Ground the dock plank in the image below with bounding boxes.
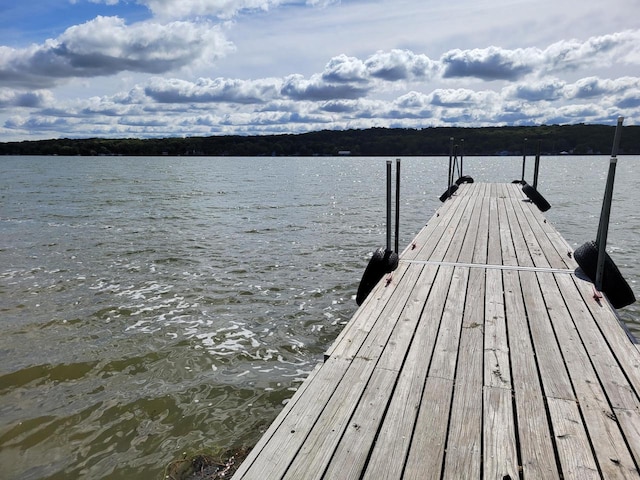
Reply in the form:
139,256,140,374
483,386,519,479
503,269,559,478
441,267,484,479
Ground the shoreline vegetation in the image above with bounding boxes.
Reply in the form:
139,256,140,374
2,124,639,157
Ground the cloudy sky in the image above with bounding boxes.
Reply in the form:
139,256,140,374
1,0,639,141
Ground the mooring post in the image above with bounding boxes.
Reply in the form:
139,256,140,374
533,140,541,190
521,138,528,183
395,158,401,254
460,139,464,177
448,137,454,187
386,160,393,252
595,116,624,291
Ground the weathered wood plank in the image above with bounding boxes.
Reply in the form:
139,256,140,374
547,397,600,479
615,407,640,469
484,268,510,389
323,260,411,359
406,194,472,263
502,269,559,479
472,196,490,264
428,267,469,380
282,357,378,480
571,274,640,398
511,195,569,270
442,267,485,479
456,190,485,264
403,377,454,480
502,191,535,267
483,386,519,479
318,367,397,480
487,196,502,265
328,262,423,361
554,273,639,411
514,193,575,270
497,193,519,267
432,194,477,263
518,270,574,400
234,355,352,479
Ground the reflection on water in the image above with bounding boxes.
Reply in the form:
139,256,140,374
0,155,638,479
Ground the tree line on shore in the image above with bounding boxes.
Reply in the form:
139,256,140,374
1,124,638,157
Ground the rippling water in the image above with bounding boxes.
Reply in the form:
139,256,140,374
1,155,638,479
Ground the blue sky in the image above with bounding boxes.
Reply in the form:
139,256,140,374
1,0,639,141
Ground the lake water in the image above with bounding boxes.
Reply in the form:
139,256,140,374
1,155,638,479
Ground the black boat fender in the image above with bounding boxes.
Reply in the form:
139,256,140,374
356,248,399,306
522,182,551,212
455,175,474,185
439,184,459,202
573,241,636,309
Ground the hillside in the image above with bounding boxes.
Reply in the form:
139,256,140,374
1,124,638,156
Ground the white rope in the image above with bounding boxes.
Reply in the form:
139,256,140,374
399,259,575,274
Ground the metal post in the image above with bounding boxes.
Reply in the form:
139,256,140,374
460,139,464,177
395,158,401,253
386,160,392,252
533,140,541,190
521,138,528,183
595,116,624,291
453,145,460,180
448,137,454,188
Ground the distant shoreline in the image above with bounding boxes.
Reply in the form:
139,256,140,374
2,124,639,156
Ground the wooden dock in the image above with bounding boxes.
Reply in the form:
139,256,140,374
232,183,640,479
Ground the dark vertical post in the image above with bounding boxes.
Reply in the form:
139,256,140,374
595,117,624,291
386,160,392,253
395,158,401,253
520,138,528,183
448,137,454,188
460,139,465,177
533,140,541,190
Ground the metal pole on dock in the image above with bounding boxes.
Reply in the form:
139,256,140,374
448,137,455,187
386,160,393,253
533,140,541,190
460,139,464,177
595,116,624,291
520,138,528,183
395,158,401,253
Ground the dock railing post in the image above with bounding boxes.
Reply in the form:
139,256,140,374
460,139,464,177
595,116,624,291
521,138,528,183
395,158,401,254
533,140,541,190
448,137,454,187
386,160,392,253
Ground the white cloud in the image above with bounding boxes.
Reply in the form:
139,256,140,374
543,30,640,74
506,78,566,102
0,16,233,88
280,74,371,101
0,88,53,108
566,77,615,99
144,76,280,103
365,50,438,81
322,55,369,83
137,0,339,19
441,46,538,81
